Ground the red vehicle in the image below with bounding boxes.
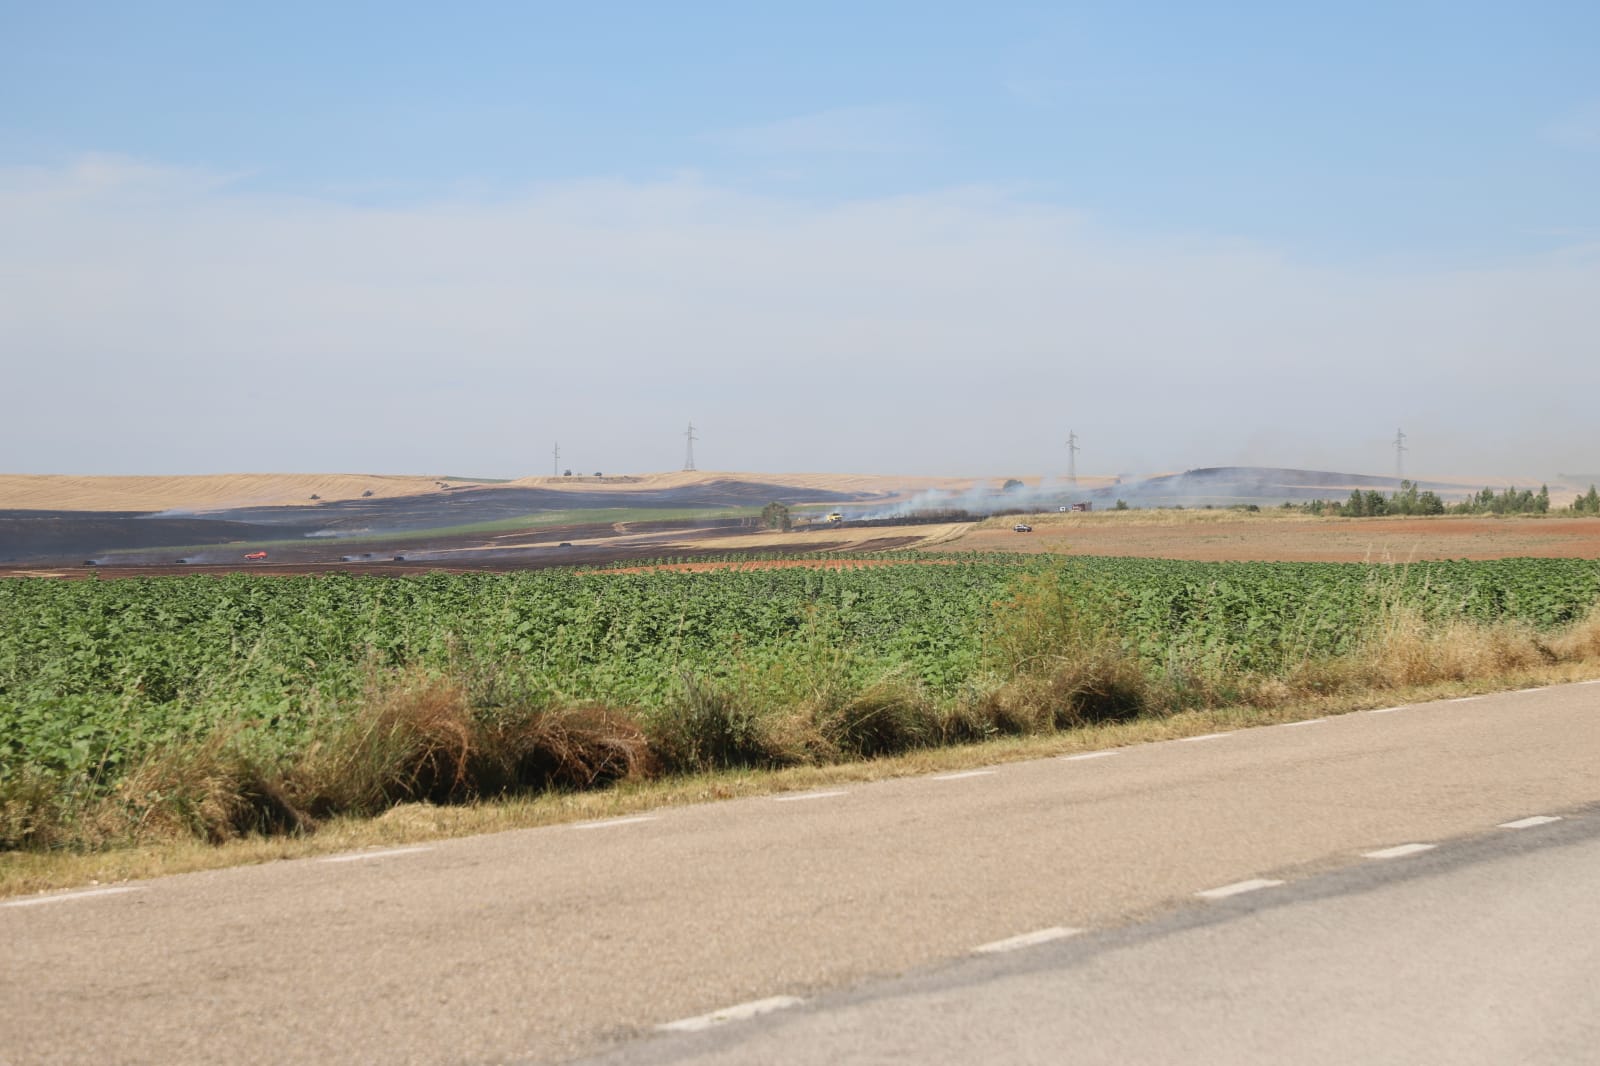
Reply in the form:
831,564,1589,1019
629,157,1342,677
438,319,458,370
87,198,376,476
244,551,268,561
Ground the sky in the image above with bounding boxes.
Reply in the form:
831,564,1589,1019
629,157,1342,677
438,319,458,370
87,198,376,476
3,2,1598,481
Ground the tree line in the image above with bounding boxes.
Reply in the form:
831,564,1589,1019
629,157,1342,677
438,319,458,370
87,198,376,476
1297,481,1600,517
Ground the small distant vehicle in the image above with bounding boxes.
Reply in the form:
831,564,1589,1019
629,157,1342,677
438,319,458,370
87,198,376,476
244,551,268,561
1013,523,1033,533
82,560,99,567
824,512,845,524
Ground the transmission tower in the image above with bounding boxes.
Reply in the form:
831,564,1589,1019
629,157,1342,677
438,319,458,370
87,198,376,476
1066,430,1080,485
683,422,698,472
1393,428,1407,485
552,441,560,478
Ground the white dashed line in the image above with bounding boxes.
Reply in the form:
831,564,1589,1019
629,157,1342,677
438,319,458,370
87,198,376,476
320,846,433,864
1499,815,1562,829
931,770,997,781
973,927,1083,954
771,791,848,803
573,816,659,830
2,886,142,908
658,996,804,1032
1061,751,1120,761
1196,879,1284,901
1179,733,1232,743
1363,843,1436,860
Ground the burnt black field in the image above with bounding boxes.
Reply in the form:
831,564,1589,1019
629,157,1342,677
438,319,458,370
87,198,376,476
0,467,1478,567
0,512,321,563
0,478,887,565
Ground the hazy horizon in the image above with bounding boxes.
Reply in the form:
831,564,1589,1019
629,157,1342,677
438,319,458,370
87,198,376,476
4,4,1596,481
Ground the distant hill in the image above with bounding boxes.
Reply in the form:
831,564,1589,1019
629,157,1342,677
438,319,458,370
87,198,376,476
1098,466,1473,507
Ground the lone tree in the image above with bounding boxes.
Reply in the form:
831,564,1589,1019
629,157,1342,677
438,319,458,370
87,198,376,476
761,501,792,532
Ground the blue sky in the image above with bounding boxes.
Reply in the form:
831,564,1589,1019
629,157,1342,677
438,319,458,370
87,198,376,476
3,2,1598,479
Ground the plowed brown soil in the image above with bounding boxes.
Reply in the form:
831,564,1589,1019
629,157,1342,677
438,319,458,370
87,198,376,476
956,514,1600,562
598,558,968,575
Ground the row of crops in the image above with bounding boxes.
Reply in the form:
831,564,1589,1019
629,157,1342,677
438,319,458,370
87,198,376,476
4,553,1600,787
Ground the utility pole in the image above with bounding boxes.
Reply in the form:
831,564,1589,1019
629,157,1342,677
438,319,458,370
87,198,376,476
1066,430,1080,485
683,422,698,472
552,442,560,478
1394,428,1407,485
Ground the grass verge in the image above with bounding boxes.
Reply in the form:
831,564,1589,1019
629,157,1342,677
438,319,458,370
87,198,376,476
4,661,1597,899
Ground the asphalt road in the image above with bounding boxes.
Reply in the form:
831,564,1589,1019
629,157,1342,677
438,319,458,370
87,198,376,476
3,681,1598,1065
591,808,1600,1066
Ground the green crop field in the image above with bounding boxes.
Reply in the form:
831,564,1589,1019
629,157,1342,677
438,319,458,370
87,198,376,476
3,552,1599,848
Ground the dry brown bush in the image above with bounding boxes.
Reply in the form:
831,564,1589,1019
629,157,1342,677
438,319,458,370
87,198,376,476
480,704,654,793
0,769,72,850
292,675,476,816
811,675,940,758
1548,605,1600,661
94,734,307,845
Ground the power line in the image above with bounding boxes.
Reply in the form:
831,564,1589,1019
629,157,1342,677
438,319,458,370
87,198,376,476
1066,430,1079,485
552,441,560,478
1394,428,1407,484
683,422,698,472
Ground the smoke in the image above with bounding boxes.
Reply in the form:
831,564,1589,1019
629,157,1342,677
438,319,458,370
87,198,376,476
849,478,1094,520
846,467,1493,519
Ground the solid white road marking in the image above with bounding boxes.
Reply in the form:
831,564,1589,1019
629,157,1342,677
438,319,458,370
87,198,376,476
1363,843,1437,860
1367,706,1407,714
1280,718,1325,727
1446,697,1480,703
1061,751,1120,761
320,846,433,864
973,927,1083,954
3,886,142,908
1499,815,1562,829
573,816,658,830
1179,733,1232,743
931,770,997,781
658,996,805,1033
1196,879,1284,900
771,791,848,803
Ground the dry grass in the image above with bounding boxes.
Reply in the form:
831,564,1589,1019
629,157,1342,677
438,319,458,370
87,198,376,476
1286,605,1557,694
0,473,455,511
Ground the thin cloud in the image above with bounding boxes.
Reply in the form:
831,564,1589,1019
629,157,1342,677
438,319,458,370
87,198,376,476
1003,75,1066,106
706,104,931,156
2,156,1597,479
1542,101,1600,150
